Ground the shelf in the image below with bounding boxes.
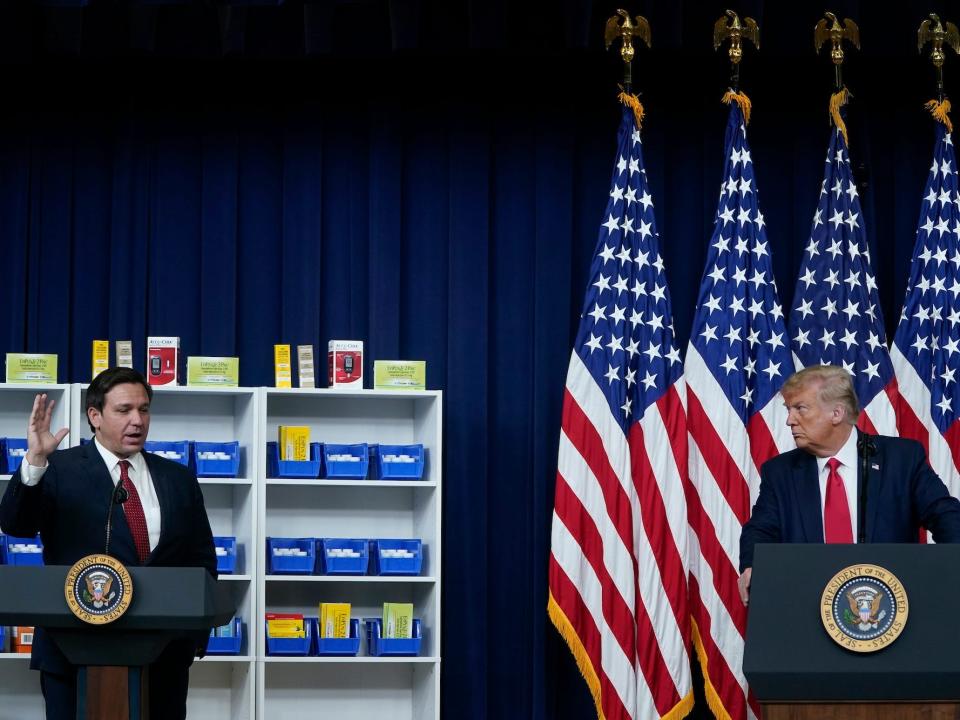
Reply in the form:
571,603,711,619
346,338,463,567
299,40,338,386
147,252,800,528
218,574,252,582
0,653,30,660
264,389,441,400
266,479,435,488
200,477,252,486
198,655,254,663
265,575,436,583
262,656,439,664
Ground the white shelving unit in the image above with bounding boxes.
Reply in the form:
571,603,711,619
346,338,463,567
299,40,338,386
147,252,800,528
258,389,442,720
0,383,442,720
70,384,259,720
0,384,71,718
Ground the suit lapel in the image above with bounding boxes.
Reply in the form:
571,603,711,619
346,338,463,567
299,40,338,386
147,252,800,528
793,451,824,542
860,432,884,543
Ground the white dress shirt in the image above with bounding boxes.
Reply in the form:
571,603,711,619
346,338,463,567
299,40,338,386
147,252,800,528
21,439,162,551
815,428,860,542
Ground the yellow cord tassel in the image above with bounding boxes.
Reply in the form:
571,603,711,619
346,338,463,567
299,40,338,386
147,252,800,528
618,89,645,130
721,90,752,126
829,87,850,146
925,99,954,134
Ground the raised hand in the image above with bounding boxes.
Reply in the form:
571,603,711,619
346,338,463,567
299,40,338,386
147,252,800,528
25,393,69,467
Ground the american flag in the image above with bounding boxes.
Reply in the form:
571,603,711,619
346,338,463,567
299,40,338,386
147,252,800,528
548,102,693,720
684,97,795,720
788,125,899,434
891,118,960,506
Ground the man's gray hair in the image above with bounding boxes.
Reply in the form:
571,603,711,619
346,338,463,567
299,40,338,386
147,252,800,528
782,365,860,426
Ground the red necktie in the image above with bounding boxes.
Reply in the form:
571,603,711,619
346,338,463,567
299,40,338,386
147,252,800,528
824,457,853,543
119,460,151,563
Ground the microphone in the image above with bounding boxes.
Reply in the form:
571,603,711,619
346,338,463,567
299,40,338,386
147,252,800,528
104,480,129,556
856,433,876,544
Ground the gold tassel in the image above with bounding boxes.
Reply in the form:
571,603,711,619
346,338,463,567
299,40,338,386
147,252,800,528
691,618,735,720
829,88,850,146
618,89,646,130
721,90,752,126
925,99,954,135
547,593,606,720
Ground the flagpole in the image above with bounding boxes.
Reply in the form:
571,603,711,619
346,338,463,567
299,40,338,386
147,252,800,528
712,11,758,95
918,14,959,105
815,12,860,146
604,10,650,97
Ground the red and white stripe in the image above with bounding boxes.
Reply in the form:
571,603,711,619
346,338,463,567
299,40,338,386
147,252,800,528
684,345,795,720
550,352,693,719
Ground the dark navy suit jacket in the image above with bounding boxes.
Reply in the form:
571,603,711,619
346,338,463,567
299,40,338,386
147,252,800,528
740,433,960,572
0,442,217,675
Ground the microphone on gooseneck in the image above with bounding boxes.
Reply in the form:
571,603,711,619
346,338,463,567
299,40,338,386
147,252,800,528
104,480,129,556
856,433,877,544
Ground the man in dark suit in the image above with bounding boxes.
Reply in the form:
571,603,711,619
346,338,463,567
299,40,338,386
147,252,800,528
0,367,217,720
738,364,960,605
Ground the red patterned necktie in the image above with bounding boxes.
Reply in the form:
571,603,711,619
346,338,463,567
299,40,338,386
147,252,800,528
824,457,853,543
118,460,151,563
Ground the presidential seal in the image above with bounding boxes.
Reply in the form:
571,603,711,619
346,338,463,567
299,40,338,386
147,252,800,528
64,554,133,625
820,564,908,653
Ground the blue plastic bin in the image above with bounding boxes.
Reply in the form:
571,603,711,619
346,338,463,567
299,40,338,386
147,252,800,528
265,617,315,656
194,441,241,478
317,538,369,575
266,442,322,479
266,537,316,574
364,618,422,656
206,618,244,655
374,444,425,480
0,625,4,653
214,536,238,574
0,535,6,565
2,438,28,474
144,440,190,466
370,539,423,576
6,535,43,566
323,443,369,479
316,618,361,656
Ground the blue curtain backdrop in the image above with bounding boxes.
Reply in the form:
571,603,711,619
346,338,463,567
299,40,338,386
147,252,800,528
0,1,956,717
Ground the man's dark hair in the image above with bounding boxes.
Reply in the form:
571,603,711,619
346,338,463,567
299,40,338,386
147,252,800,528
86,367,153,434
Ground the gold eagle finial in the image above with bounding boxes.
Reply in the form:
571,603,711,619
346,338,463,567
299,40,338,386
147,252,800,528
713,10,759,64
815,11,860,66
918,14,960,69
605,9,651,66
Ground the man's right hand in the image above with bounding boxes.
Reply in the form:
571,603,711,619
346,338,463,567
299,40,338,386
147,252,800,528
738,567,752,606
25,393,69,467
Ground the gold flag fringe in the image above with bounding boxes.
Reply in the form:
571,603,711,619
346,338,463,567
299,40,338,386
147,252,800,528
691,618,735,720
547,592,606,720
829,88,850,146
925,99,954,135
721,90,752,126
618,89,646,130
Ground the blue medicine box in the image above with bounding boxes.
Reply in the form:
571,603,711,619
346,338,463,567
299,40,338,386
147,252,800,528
145,440,191,466
266,617,315,656
316,618,361,656
322,443,369,479
266,442,322,479
2,438,28,474
206,618,244,655
317,538,369,575
266,537,316,574
373,444,425,480
364,618,422,657
370,539,423,576
6,535,44,566
194,441,241,478
214,536,238,574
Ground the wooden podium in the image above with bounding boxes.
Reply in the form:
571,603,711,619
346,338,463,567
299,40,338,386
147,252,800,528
744,544,960,719
0,565,233,720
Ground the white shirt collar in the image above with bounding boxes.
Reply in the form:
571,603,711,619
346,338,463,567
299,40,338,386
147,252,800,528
815,427,859,474
93,438,146,476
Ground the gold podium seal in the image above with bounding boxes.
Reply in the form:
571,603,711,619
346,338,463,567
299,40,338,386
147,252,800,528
820,564,908,653
64,554,133,625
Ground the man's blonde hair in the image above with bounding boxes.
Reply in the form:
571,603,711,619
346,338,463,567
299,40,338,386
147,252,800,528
782,365,860,426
